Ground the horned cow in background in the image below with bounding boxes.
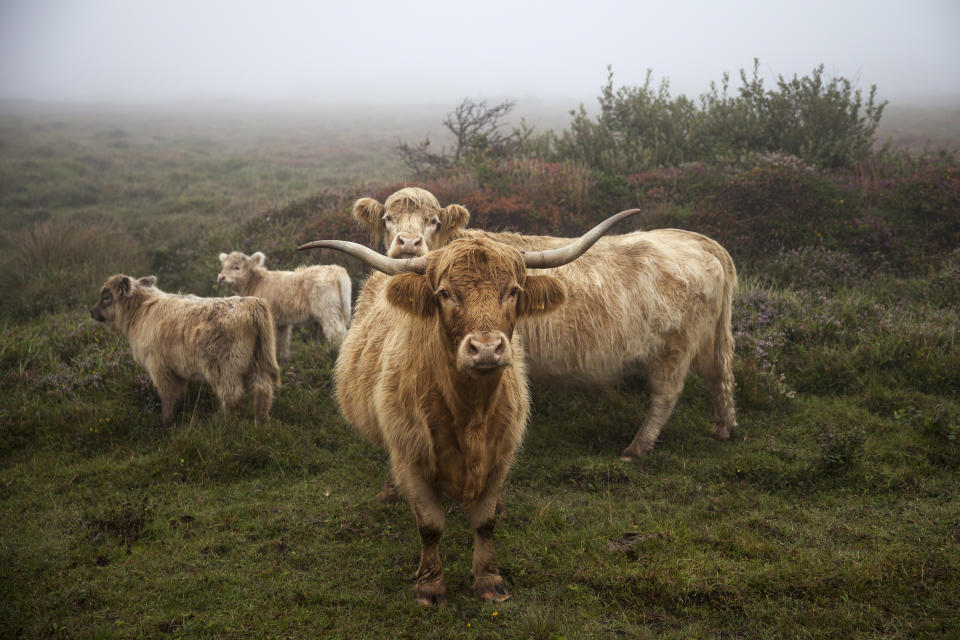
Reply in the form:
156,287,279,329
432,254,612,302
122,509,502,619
299,208,640,605
217,251,351,359
90,275,281,424
352,187,737,460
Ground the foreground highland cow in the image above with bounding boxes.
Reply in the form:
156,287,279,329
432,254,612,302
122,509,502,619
351,187,737,460
217,251,351,358
299,208,640,605
90,275,281,424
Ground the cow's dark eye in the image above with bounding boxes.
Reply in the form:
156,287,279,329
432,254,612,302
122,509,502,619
383,214,393,223
433,217,442,229
437,289,450,300
101,291,112,302
508,287,520,299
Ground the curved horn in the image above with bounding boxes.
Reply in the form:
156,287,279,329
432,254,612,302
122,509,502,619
297,239,428,275
520,208,642,268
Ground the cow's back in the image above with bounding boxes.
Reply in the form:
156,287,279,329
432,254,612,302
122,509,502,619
128,294,263,381
465,229,731,385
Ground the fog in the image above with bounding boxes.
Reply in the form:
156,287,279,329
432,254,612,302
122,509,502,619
1,0,958,107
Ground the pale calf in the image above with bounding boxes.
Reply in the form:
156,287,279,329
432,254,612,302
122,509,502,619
218,251,351,359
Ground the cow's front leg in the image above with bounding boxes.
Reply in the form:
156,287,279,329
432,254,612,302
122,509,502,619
152,369,186,426
396,465,447,605
467,487,509,602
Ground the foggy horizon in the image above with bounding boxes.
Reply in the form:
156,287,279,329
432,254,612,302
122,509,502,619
2,0,959,108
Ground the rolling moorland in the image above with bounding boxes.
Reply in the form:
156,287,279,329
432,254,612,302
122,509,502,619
0,87,958,638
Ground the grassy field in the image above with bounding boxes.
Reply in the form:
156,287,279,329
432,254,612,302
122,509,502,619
1,102,958,639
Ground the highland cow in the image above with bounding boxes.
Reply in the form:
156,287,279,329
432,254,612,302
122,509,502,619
299,208,639,605
217,251,351,359
90,275,281,424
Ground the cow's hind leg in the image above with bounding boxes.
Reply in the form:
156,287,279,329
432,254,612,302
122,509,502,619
314,304,347,348
214,375,245,421
244,371,275,423
395,463,447,605
620,362,688,461
467,489,509,602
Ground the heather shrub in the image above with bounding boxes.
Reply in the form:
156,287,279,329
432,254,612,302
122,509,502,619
0,217,150,319
731,281,797,409
693,162,851,257
872,164,960,263
756,246,865,290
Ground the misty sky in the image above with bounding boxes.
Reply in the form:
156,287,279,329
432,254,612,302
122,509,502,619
1,0,958,105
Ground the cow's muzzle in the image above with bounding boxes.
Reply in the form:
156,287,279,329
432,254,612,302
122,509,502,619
388,233,427,258
458,332,510,372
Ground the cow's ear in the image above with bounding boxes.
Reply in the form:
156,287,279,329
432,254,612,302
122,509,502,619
386,273,437,317
138,275,157,288
251,252,266,267
353,198,386,248
517,275,566,316
117,276,132,297
440,204,470,231
218,252,228,262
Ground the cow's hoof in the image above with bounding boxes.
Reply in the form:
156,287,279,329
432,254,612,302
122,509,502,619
709,423,733,440
414,581,446,606
475,575,510,602
619,444,653,461
415,593,447,606
375,486,401,503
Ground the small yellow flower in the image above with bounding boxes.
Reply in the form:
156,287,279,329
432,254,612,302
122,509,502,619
492,611,498,617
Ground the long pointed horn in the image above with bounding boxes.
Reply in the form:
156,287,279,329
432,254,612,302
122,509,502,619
521,208,642,269
297,240,428,275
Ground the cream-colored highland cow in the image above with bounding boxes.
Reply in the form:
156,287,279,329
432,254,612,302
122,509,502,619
217,251,351,359
351,187,738,460
90,274,281,425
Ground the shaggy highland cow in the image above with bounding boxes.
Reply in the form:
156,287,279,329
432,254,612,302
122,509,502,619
299,208,639,605
90,274,281,424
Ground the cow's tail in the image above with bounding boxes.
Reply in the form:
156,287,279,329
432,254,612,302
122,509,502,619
252,300,282,386
713,244,738,431
337,268,353,328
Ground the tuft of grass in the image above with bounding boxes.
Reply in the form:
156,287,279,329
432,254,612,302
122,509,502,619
0,218,150,319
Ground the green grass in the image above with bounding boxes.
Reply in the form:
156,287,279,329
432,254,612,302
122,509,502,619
1,105,959,639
